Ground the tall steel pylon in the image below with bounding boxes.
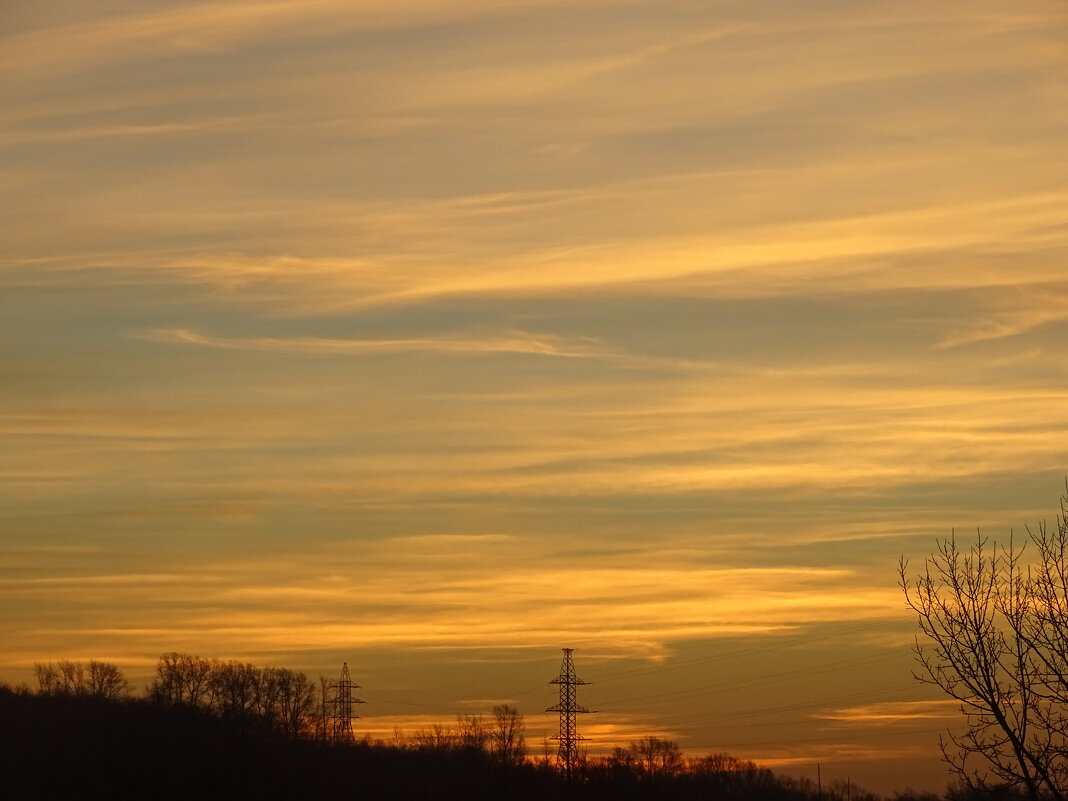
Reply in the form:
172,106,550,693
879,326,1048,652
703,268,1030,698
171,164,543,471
329,662,365,743
546,648,593,779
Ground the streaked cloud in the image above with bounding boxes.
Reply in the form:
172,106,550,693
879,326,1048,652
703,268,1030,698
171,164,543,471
144,327,611,359
1,555,900,667
816,700,959,724
2,0,628,78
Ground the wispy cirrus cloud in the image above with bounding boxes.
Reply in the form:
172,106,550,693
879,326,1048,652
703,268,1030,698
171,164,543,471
932,286,1068,349
8,190,1065,314
142,327,611,359
1,0,628,78
816,700,959,724
1,543,904,673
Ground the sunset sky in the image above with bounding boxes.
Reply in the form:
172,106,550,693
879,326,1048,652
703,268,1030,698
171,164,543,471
3,0,1068,791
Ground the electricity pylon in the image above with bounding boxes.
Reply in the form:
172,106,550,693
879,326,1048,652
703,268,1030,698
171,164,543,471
329,661,365,743
546,648,593,780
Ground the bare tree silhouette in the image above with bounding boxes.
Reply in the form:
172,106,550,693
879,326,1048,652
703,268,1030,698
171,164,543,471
34,659,129,699
490,704,526,765
900,483,1068,800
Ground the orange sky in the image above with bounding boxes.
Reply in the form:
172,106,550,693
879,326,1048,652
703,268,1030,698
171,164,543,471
3,0,1068,792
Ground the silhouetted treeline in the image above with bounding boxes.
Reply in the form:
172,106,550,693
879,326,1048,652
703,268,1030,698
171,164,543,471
34,658,130,698
0,655,1027,801
0,680,886,801
147,652,321,738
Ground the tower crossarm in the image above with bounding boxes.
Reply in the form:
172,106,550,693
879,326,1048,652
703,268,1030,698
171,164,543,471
546,702,593,714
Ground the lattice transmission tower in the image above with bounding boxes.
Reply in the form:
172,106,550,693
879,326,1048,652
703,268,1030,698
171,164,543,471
546,647,593,779
328,661,365,743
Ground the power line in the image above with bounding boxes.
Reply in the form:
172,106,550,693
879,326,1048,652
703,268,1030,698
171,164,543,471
668,683,920,733
358,679,549,715
691,724,947,750
595,650,904,710
357,690,457,713
595,618,904,683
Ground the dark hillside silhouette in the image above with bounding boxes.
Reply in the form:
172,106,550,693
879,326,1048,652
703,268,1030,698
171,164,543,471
2,680,872,801
0,683,550,801
3,653,1032,801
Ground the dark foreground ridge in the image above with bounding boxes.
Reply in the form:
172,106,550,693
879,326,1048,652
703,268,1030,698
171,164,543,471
1,683,886,801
